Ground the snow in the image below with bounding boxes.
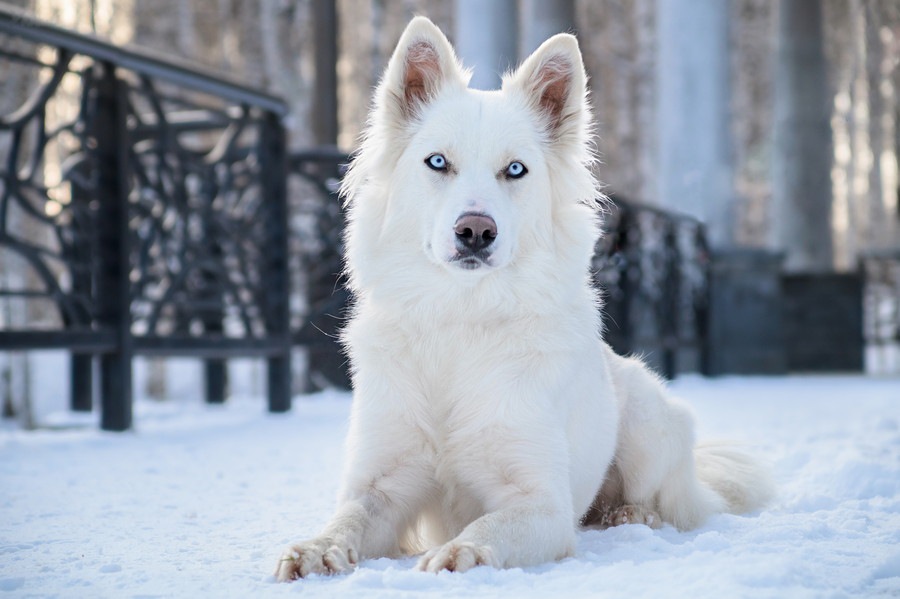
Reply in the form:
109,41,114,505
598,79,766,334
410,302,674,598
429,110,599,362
2,374,899,598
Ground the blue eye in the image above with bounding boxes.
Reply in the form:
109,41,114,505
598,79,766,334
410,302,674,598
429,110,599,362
506,161,527,179
426,153,448,171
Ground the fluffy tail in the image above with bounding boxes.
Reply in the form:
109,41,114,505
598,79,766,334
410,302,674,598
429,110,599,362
604,346,775,531
693,442,775,515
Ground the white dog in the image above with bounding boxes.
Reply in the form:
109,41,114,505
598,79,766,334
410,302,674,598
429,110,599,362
276,16,772,581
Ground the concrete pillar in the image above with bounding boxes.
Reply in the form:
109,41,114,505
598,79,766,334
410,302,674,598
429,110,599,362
656,0,734,247
454,0,518,90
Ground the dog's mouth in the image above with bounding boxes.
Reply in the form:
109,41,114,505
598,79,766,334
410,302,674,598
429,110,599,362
449,251,492,270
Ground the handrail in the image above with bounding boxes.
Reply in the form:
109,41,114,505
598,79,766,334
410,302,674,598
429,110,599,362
0,3,287,115
0,7,293,429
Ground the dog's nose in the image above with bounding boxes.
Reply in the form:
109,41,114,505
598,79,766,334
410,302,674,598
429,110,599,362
454,213,497,253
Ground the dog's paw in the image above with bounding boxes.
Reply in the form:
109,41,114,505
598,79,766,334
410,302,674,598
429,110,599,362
608,505,662,529
416,541,499,574
274,539,358,582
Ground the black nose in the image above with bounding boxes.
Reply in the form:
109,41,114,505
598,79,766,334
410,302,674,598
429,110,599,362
454,213,497,253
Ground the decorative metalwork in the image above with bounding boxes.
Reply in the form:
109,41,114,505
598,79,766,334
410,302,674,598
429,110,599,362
593,198,710,378
288,149,347,329
0,7,290,430
0,6,719,435
861,250,900,374
0,44,97,333
125,77,273,340
287,148,351,390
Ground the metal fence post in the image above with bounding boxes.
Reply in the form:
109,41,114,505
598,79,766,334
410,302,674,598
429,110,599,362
660,222,679,379
69,150,95,412
92,61,133,431
695,227,712,376
260,110,291,412
199,176,227,404
70,355,93,411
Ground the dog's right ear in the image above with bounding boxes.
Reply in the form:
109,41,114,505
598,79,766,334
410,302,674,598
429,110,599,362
379,17,467,121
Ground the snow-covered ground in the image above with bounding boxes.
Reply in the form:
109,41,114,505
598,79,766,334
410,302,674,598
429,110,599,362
2,374,899,598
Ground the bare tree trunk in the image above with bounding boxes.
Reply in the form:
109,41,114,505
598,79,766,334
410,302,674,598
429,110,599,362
823,0,857,270
260,0,315,149
772,0,834,272
864,0,894,249
846,0,864,268
576,1,657,204
731,0,775,248
633,0,656,205
894,19,900,228
176,0,196,57
312,0,339,146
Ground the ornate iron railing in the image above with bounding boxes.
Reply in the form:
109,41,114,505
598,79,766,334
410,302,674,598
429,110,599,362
287,164,712,384
0,6,290,430
861,250,900,374
287,148,352,390
0,6,716,431
594,198,710,378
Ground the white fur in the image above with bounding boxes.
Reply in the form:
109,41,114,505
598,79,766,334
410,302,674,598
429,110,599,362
275,17,773,581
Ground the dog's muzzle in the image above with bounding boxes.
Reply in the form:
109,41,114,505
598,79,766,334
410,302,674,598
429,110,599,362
452,212,497,269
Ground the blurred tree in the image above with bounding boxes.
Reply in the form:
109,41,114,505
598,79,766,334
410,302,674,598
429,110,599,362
577,0,657,205
824,0,899,269
772,0,834,272
731,0,774,248
312,0,338,146
336,0,453,148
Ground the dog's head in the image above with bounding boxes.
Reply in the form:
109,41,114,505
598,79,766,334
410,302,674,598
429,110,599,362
342,17,599,293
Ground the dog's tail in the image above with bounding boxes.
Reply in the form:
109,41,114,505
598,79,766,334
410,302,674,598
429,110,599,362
693,442,775,516
604,345,774,530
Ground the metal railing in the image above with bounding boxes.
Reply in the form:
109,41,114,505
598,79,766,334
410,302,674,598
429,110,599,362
861,250,900,374
1,6,290,430
594,197,710,378
289,173,713,384
0,5,715,431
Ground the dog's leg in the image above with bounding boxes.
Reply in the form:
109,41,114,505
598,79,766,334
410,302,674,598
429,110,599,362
416,422,577,573
275,386,434,581
275,457,432,581
416,501,576,573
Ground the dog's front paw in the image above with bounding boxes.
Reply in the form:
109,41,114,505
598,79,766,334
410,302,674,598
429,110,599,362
274,538,359,582
416,541,499,574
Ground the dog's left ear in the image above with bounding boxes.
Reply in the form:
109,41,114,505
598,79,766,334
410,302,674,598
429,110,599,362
504,34,588,143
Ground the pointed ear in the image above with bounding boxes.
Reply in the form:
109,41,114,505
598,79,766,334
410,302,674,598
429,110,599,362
504,34,588,142
379,16,467,120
